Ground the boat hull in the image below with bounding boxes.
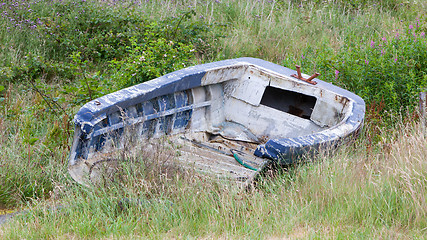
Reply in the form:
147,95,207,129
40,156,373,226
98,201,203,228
69,58,365,185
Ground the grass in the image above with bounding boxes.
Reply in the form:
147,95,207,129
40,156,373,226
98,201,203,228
1,0,427,238
0,83,69,208
136,0,425,62
1,118,426,238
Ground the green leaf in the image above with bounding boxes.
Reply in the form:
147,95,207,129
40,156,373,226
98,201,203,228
0,85,4,93
28,137,39,146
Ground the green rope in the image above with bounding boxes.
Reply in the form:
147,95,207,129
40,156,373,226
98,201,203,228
231,150,258,171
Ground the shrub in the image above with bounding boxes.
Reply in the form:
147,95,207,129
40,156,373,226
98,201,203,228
109,37,196,89
335,26,427,113
284,20,427,120
1,1,216,62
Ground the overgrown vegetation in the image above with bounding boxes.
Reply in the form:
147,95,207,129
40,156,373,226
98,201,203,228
1,0,427,238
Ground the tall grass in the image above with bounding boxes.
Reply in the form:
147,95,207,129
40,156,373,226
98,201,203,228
133,0,425,62
0,83,70,208
1,0,427,238
1,118,426,238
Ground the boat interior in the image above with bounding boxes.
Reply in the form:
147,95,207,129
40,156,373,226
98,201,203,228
72,64,353,185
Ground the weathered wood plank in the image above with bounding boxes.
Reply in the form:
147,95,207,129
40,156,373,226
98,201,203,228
173,135,268,184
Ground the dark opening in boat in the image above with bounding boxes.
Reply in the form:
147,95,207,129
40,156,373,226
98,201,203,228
260,86,317,119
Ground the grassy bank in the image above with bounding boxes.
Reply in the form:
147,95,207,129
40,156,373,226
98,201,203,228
1,0,427,238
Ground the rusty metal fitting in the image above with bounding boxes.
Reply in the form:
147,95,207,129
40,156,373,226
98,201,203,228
291,65,319,85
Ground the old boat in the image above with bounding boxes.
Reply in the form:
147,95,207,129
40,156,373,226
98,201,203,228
69,58,365,185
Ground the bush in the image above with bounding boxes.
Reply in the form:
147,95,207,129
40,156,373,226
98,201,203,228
3,0,216,61
109,37,196,89
284,21,427,119
1,0,218,108
336,25,427,112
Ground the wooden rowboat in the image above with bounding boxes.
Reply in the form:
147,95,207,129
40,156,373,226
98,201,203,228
69,58,365,185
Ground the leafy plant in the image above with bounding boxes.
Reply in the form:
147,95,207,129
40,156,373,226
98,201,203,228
109,37,196,89
61,52,110,104
283,21,427,122
336,28,427,110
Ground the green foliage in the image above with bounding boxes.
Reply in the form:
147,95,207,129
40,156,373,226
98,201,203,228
110,37,195,89
338,32,427,110
2,1,215,62
159,10,223,61
40,0,152,62
60,37,196,104
1,53,74,84
61,52,110,104
284,22,427,119
1,0,218,112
